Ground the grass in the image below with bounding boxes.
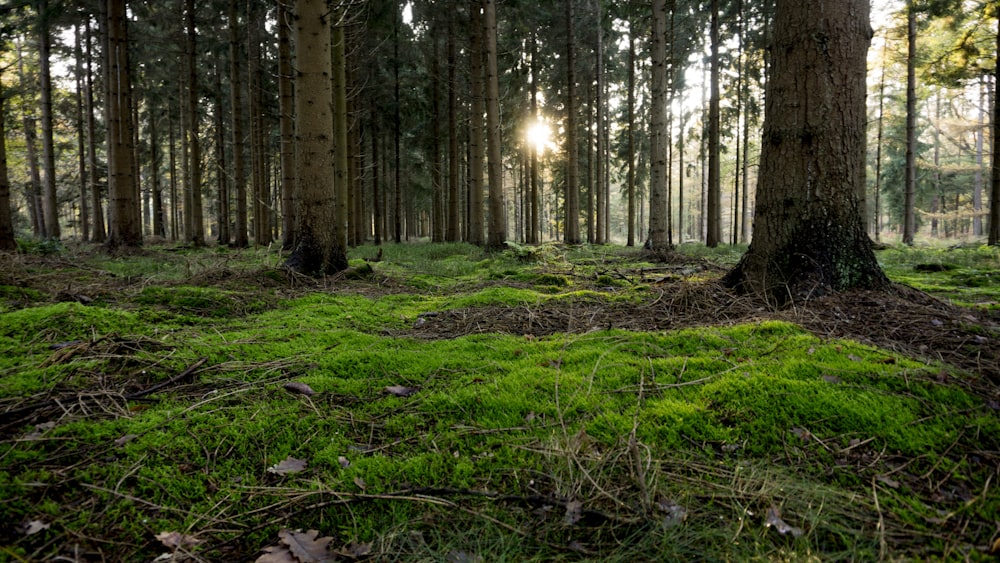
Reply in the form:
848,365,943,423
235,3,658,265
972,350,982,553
0,241,997,561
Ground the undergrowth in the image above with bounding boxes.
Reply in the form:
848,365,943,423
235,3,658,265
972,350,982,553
0,242,997,561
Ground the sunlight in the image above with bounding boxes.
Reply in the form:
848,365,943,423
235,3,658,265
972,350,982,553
525,119,553,154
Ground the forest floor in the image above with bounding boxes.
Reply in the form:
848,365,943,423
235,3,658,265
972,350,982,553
0,240,998,562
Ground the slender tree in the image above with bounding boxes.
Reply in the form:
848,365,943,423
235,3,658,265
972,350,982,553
278,0,296,249
286,0,347,274
0,75,14,251
484,0,505,249
184,0,204,246
989,13,1000,246
705,0,721,247
647,0,670,251
563,0,580,244
723,0,888,300
467,3,485,245
229,0,249,247
902,1,917,245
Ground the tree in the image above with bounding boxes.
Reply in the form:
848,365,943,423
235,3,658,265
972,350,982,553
705,0,721,247
902,0,917,245
0,75,14,251
36,0,59,239
989,7,1000,246
563,0,580,244
646,0,670,251
723,0,888,300
104,0,142,249
285,0,347,275
484,0,505,249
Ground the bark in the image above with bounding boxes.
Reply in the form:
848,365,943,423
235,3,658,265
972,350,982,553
214,65,229,244
333,23,349,251
528,33,539,245
626,27,636,247
902,2,917,245
18,42,43,238
0,78,14,251
990,20,1000,246
723,0,888,301
430,20,444,243
563,0,580,244
594,0,605,245
278,0,296,249
286,0,347,275
104,0,142,249
484,0,505,249
150,104,165,238
371,103,382,245
647,0,670,250
446,10,460,242
185,0,204,246
74,23,90,242
705,0,721,248
249,4,270,245
38,0,60,239
85,18,105,242
467,4,485,245
229,0,249,247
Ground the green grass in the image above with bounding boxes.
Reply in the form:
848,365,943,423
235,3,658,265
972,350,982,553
0,242,997,561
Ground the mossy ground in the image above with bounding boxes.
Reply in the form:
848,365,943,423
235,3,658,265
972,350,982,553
0,241,997,561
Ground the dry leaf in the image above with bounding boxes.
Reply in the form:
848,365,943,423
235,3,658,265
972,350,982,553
279,529,335,563
446,550,483,563
267,456,307,475
563,500,583,525
353,476,367,490
656,498,688,528
114,434,139,447
342,541,372,558
338,456,351,468
23,421,57,441
21,520,50,536
385,385,418,397
876,474,900,489
155,530,203,550
255,545,297,563
764,506,803,537
283,381,316,396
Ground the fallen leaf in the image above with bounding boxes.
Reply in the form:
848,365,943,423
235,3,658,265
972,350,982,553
267,456,307,475
23,421,57,440
21,520,50,536
278,529,335,563
353,476,367,490
764,506,803,537
338,455,350,468
114,434,139,447
283,381,316,396
847,354,863,362
989,536,1000,555
446,550,483,563
790,427,811,443
255,545,297,563
385,385,418,397
822,375,842,384
563,500,583,526
155,530,203,550
876,474,900,489
343,541,372,558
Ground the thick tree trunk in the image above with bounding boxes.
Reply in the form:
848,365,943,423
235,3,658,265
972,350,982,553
105,0,142,249
723,0,887,301
278,0,296,249
484,0,505,249
286,0,347,275
38,0,60,239
647,0,670,251
706,0,721,247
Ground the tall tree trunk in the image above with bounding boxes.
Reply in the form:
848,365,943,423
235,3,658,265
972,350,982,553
286,0,347,275
38,0,60,239
467,4,485,245
595,0,605,245
902,1,917,245
371,103,382,245
333,23,349,252
214,64,229,244
973,77,985,237
18,42,43,238
430,21,444,243
85,18,106,243
74,22,90,242
563,0,580,244
229,0,249,247
150,103,165,238
705,0,721,247
626,27,636,247
0,76,15,251
528,32,540,245
249,4,270,245
723,0,887,300
989,20,1000,246
647,0,670,251
873,42,887,241
484,0,505,249
168,103,179,240
278,0,296,249
393,16,402,244
185,0,204,245
105,0,142,249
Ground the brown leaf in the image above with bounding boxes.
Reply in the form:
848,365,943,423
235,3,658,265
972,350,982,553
764,506,803,537
343,541,372,558
255,545,297,563
278,529,335,563
385,385,418,397
267,456,307,475
155,530,203,550
446,550,483,563
876,474,900,489
338,456,351,468
114,433,139,447
656,498,687,528
283,381,316,396
353,476,367,490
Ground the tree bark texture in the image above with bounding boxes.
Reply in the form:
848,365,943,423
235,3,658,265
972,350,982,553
278,0,297,249
185,0,204,245
0,79,15,251
989,18,1000,246
38,0,60,239
722,0,888,301
467,4,485,245
902,2,917,245
105,0,142,249
563,0,580,244
286,0,347,275
229,0,249,247
647,0,670,251
706,0,721,248
484,0,505,249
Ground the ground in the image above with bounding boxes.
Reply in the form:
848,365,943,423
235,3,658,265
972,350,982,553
0,241,997,561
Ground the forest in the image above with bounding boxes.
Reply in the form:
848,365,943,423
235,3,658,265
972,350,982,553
1,0,999,561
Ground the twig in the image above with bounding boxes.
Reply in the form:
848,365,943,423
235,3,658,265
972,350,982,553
872,478,887,561
126,357,208,399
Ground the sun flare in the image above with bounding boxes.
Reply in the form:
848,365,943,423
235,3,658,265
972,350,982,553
525,120,552,154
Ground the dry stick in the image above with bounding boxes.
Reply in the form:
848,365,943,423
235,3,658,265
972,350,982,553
126,357,208,399
872,478,887,561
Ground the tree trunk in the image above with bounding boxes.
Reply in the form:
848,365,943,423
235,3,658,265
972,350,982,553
74,23,90,242
249,4,270,246
214,64,229,244
333,23,350,252
723,0,887,301
105,0,142,249
595,0,605,245
371,103,382,245
85,18,106,243
150,103,165,238
278,0,296,249
647,0,670,251
286,0,347,275
563,0,580,244
626,26,636,247
185,0,204,246
484,0,505,249
467,4,485,245
902,1,917,245
0,76,15,251
528,32,540,245
989,20,1000,246
38,0,60,239
229,0,249,247
706,0,721,248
